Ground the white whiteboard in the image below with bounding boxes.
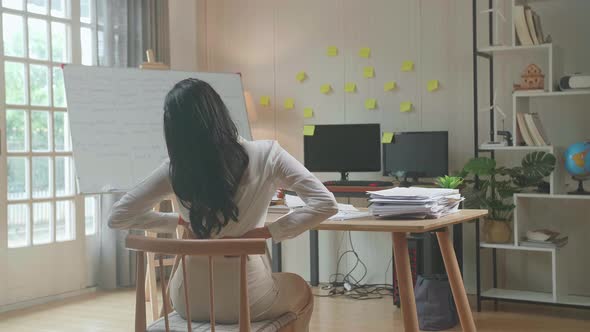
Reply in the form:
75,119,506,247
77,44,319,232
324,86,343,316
63,65,252,194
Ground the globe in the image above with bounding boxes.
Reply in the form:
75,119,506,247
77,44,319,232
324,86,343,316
564,141,590,195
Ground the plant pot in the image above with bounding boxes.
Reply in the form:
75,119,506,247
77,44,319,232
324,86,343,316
483,219,512,244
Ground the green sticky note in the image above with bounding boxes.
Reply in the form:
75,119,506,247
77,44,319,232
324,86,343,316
303,107,314,118
284,98,294,110
363,66,375,78
327,46,338,57
320,84,332,94
303,125,315,136
427,79,439,92
260,96,270,106
359,47,371,58
384,81,397,91
296,71,307,82
382,132,395,144
345,82,357,93
401,61,414,72
400,101,413,112
365,98,377,110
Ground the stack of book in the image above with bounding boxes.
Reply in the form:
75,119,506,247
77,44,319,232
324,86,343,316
367,187,464,219
516,112,550,146
514,5,548,46
520,229,568,248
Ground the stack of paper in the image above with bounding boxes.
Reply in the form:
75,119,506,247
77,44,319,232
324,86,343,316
367,187,464,219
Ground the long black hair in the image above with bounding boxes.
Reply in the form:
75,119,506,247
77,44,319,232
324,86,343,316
163,78,249,238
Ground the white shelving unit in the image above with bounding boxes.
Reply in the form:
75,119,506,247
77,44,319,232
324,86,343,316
474,0,590,309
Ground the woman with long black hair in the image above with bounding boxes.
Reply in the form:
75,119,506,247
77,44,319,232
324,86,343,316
108,78,338,331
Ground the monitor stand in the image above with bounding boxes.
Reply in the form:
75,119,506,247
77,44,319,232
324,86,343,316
339,171,349,181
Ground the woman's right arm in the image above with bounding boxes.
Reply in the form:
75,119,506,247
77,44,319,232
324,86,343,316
267,143,338,243
107,161,179,233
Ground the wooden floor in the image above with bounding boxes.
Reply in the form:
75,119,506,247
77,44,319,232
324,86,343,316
0,288,589,331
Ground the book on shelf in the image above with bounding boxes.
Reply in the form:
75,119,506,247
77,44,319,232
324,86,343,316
525,8,539,45
514,5,534,45
532,12,545,44
524,113,550,146
521,229,568,248
514,5,547,46
516,112,550,146
516,113,535,146
520,237,568,248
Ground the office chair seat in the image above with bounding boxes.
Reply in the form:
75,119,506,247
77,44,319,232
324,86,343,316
147,311,297,332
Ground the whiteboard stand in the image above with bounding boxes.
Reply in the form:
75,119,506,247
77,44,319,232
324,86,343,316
138,52,177,322
144,200,187,323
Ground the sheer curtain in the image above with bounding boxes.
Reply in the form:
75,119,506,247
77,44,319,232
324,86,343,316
91,0,170,289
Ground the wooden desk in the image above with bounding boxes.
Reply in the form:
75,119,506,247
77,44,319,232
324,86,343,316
268,209,487,332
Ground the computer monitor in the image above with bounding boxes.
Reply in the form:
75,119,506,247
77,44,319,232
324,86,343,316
304,124,381,181
382,131,448,185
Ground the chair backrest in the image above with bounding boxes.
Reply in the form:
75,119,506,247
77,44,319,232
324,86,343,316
126,235,267,332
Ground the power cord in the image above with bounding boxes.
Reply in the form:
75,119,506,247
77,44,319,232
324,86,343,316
317,232,394,300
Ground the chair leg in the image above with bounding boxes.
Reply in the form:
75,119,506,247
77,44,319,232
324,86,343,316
136,252,147,332
158,256,171,332
182,255,193,331
239,255,251,332
208,256,216,332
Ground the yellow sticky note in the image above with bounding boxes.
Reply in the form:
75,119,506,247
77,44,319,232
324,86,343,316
401,61,414,72
327,46,338,57
427,79,439,92
365,98,377,110
296,71,307,82
345,82,356,93
400,101,413,112
260,96,270,107
284,98,295,110
359,47,371,58
363,66,375,78
303,125,315,136
382,132,395,144
303,108,314,118
384,81,397,91
320,84,332,94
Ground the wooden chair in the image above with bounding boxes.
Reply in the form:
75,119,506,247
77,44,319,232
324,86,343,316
126,235,297,332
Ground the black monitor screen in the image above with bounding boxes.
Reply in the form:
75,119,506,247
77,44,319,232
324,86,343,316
304,124,381,172
383,131,448,178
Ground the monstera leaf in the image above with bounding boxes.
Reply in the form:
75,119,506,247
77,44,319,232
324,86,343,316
521,151,556,178
463,157,496,176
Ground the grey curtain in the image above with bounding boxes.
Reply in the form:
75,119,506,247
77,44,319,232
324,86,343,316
128,0,170,67
93,0,170,289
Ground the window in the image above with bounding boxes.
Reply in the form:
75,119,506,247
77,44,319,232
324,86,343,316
84,195,98,235
2,0,98,248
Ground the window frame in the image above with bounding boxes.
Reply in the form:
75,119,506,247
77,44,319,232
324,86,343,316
1,0,99,249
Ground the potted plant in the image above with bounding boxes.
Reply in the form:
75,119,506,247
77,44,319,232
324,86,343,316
436,175,464,189
459,151,556,243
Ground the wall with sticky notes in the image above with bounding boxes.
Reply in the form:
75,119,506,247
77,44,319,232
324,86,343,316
191,0,476,290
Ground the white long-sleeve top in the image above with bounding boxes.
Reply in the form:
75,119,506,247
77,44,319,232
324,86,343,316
108,140,338,242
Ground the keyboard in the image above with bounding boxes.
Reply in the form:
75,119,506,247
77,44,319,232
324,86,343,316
323,180,394,187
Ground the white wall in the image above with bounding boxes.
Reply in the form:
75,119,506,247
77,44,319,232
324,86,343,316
169,0,480,290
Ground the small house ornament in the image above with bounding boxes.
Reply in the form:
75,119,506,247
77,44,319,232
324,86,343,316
514,64,545,91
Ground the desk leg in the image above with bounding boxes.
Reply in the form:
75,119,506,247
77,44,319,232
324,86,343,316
437,227,477,332
271,242,282,273
392,232,419,332
453,223,463,273
310,230,319,286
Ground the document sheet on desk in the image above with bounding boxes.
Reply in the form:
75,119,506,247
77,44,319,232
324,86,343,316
278,195,371,220
367,187,464,219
